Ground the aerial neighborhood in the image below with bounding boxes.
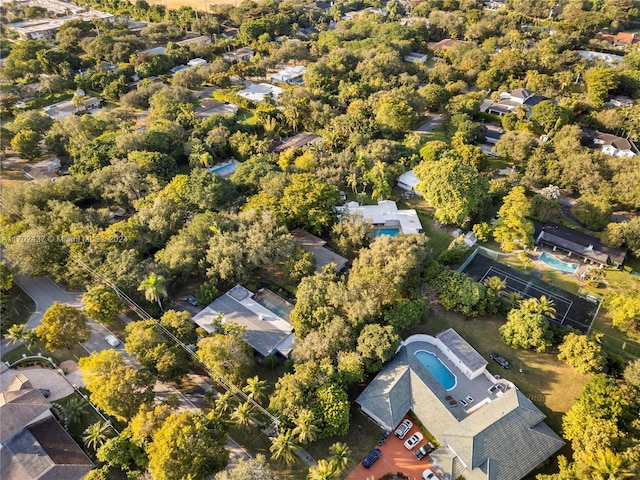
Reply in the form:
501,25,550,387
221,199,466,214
2,0,640,479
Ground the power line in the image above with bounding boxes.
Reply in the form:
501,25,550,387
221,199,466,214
0,199,280,432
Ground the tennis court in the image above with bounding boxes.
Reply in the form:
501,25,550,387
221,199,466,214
461,250,599,333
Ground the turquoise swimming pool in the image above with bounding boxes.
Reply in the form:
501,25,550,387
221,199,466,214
374,227,401,238
540,252,578,273
415,350,456,390
208,162,238,178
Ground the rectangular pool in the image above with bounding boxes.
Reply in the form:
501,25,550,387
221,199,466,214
208,162,238,178
374,227,401,238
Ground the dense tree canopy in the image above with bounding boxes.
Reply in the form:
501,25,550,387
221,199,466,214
36,302,89,351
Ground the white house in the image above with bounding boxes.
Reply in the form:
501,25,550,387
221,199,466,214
270,65,307,85
577,50,623,66
482,88,544,116
397,170,422,196
338,200,423,234
404,52,428,64
237,82,284,102
585,129,639,158
187,58,208,67
223,47,255,62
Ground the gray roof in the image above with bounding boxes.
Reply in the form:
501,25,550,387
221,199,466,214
1,417,92,480
356,337,564,480
0,390,50,443
444,390,564,480
194,287,294,357
437,328,488,373
291,229,349,273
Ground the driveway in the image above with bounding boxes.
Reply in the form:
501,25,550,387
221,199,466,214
347,418,440,480
0,366,74,401
414,114,445,134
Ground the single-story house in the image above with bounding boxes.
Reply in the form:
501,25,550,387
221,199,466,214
237,82,284,103
577,50,623,66
599,31,639,49
291,228,349,273
1,376,93,480
356,330,564,480
187,58,208,68
481,88,544,116
484,1,506,10
195,99,239,118
534,223,627,267
223,47,255,63
343,7,388,19
42,97,101,121
404,52,428,64
192,285,295,358
582,128,639,157
22,157,61,181
141,46,166,55
608,95,633,108
176,35,212,47
338,200,424,235
273,132,323,152
270,65,307,85
297,27,319,38
220,26,239,39
484,124,504,144
396,170,422,196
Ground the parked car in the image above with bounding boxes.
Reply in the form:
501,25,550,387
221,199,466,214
104,335,121,348
414,442,436,460
362,448,382,468
488,383,506,395
395,419,413,439
422,468,437,479
402,191,415,200
404,432,424,450
38,389,50,398
339,190,347,202
490,214,501,224
490,352,511,369
186,295,198,306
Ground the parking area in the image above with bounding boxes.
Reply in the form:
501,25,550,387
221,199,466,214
346,418,440,480
0,366,74,401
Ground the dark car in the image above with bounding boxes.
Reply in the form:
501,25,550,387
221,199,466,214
38,389,51,398
414,442,436,460
186,295,198,306
362,448,382,468
490,352,511,369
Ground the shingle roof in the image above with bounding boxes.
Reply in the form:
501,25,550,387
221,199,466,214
443,390,564,480
291,229,349,273
0,389,50,443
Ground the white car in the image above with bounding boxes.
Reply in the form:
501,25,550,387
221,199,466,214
404,432,424,450
422,468,437,479
395,419,413,439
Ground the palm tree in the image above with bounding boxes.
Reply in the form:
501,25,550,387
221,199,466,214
269,429,299,466
328,442,351,472
483,276,507,294
536,295,557,319
292,409,320,444
214,390,237,416
60,396,88,428
243,375,268,404
584,449,636,480
4,324,37,352
230,401,254,430
137,272,167,312
504,291,523,310
83,421,113,451
307,459,339,480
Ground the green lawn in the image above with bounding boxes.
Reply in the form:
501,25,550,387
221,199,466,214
1,340,88,365
418,212,454,257
1,284,35,335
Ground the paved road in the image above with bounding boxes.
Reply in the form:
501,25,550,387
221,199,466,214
15,274,83,329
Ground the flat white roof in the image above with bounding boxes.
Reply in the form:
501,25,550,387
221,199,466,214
270,65,307,82
238,82,284,102
397,169,420,188
338,200,423,234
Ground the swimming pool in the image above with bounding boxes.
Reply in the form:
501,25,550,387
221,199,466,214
415,350,456,390
208,162,238,178
540,252,578,273
374,227,401,238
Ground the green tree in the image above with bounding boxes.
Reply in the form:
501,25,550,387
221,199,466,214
284,247,316,283
623,358,640,388
493,186,534,252
82,284,124,323
529,100,570,134
558,333,605,374
4,324,37,352
36,302,89,351
584,449,637,480
292,408,320,444
269,430,299,466
137,272,167,312
59,395,88,428
571,194,612,231
383,297,427,330
499,299,553,352
279,174,340,234
337,351,365,384
584,67,619,107
230,402,255,430
608,293,640,333
356,324,401,373
438,270,487,317
374,95,416,134
96,430,148,472
313,383,350,437
198,334,254,385
330,212,374,258
148,411,229,480
11,129,41,159
243,375,268,404
414,157,490,226
83,421,113,451
328,442,351,472
160,309,195,343
215,454,275,480
79,349,155,422
307,459,339,480
84,467,110,480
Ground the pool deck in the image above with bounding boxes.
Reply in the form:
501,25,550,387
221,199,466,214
405,341,508,417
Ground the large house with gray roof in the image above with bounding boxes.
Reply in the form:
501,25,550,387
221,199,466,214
356,330,564,480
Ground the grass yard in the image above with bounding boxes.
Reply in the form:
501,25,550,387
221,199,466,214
0,284,35,334
418,212,454,257
2,340,88,365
